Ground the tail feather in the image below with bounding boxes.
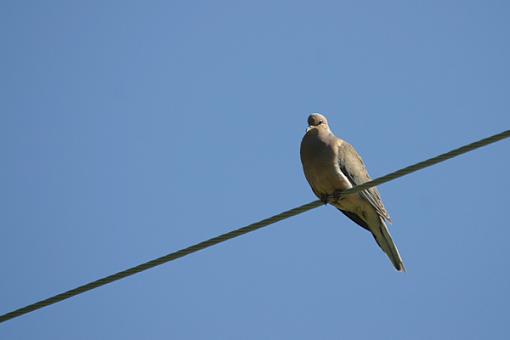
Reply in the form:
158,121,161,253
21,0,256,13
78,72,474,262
372,217,405,272
336,207,405,271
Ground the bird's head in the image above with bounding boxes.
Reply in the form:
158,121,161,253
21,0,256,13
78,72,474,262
306,113,330,133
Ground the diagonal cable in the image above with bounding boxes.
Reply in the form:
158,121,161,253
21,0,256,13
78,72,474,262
0,129,508,324
337,129,510,197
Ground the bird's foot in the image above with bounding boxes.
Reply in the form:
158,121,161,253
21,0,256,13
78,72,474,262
320,191,342,204
330,190,343,204
320,194,329,205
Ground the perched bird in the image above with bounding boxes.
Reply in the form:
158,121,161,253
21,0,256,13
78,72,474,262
300,113,405,271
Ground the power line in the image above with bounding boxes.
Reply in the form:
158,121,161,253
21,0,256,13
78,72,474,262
0,129,508,324
339,129,510,196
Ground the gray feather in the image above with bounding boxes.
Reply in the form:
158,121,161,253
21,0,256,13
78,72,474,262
300,113,405,271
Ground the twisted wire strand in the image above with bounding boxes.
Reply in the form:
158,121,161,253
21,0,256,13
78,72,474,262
336,129,510,197
0,200,323,324
0,129,508,324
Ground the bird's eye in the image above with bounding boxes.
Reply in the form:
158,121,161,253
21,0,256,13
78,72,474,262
318,120,323,125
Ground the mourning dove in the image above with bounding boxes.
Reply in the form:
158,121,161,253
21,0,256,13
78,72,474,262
300,113,405,271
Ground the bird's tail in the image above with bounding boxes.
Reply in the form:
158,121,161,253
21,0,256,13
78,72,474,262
372,217,405,272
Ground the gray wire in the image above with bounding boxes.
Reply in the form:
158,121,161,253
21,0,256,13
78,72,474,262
0,129,508,324
336,129,510,197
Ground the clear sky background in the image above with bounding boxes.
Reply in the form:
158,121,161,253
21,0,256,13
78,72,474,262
1,1,509,339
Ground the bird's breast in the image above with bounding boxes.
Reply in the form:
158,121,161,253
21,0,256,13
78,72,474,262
300,136,352,196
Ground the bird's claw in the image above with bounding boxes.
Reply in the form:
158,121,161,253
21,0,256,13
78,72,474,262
320,194,329,205
320,191,343,205
328,191,343,204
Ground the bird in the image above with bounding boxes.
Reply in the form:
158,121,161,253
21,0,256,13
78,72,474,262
300,113,405,271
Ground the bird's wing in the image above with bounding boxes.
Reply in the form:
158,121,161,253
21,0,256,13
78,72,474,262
337,141,392,222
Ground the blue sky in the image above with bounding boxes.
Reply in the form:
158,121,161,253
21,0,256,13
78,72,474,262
1,1,509,339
